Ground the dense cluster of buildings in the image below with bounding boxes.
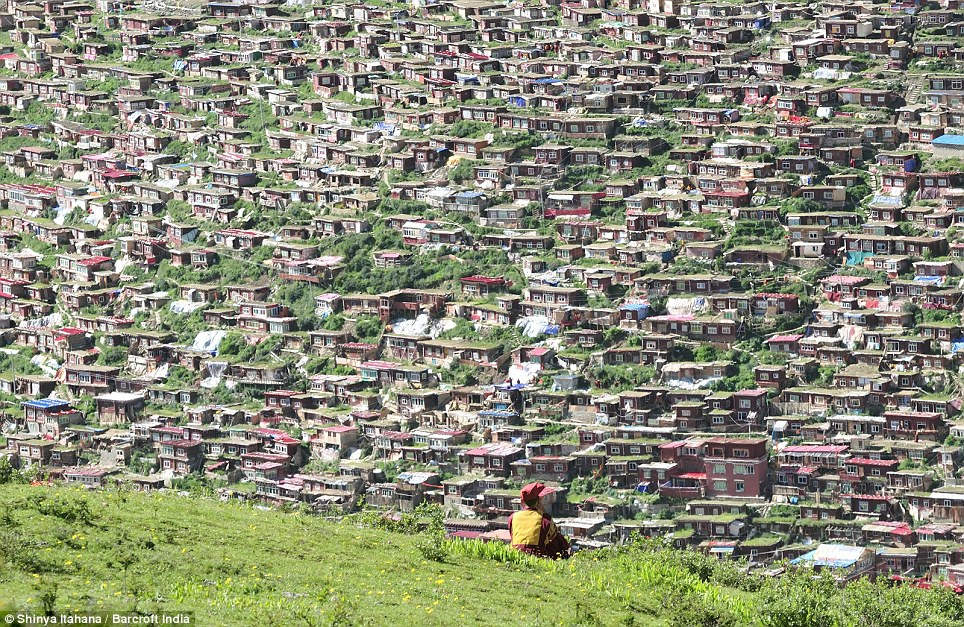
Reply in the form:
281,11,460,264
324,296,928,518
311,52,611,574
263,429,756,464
3,0,964,580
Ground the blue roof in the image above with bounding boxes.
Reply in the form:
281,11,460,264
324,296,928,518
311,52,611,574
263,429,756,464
22,398,71,409
791,544,865,568
533,78,562,84
456,191,484,198
933,134,964,146
620,303,649,311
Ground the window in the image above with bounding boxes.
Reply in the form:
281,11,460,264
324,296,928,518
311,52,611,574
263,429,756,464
735,481,745,493
713,480,727,492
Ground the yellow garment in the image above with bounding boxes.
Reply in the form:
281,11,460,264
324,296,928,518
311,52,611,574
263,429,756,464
510,508,554,547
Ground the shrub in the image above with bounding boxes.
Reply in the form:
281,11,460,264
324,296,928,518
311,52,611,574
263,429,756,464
668,590,738,627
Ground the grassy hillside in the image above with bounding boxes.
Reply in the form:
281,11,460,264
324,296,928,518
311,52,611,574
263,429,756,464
1,485,964,627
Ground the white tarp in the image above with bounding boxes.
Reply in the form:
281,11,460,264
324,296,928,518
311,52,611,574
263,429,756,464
114,258,131,276
390,314,455,338
507,362,542,386
54,205,71,225
838,325,864,350
86,204,103,227
813,68,851,81
30,354,60,378
516,315,551,338
188,330,227,354
170,300,206,315
664,377,721,390
200,360,228,389
137,362,169,381
21,313,63,329
666,297,707,316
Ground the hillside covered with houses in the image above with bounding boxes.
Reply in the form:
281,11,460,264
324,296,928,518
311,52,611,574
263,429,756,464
3,0,964,588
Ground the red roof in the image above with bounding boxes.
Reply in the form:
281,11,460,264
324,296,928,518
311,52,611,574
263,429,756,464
648,314,695,322
323,425,356,433
766,334,803,343
466,443,521,457
849,457,898,467
461,275,506,285
782,445,848,454
361,360,400,370
153,426,184,434
822,275,866,285
101,169,136,179
78,255,112,266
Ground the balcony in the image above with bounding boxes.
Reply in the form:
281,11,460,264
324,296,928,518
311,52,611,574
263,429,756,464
660,485,704,499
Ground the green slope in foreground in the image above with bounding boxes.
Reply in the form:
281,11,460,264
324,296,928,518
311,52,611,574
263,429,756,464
1,485,964,626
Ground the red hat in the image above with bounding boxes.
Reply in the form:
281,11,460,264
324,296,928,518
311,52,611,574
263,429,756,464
520,482,549,504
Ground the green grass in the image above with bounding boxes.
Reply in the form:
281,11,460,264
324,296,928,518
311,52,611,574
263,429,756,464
0,485,673,625
4,485,964,627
